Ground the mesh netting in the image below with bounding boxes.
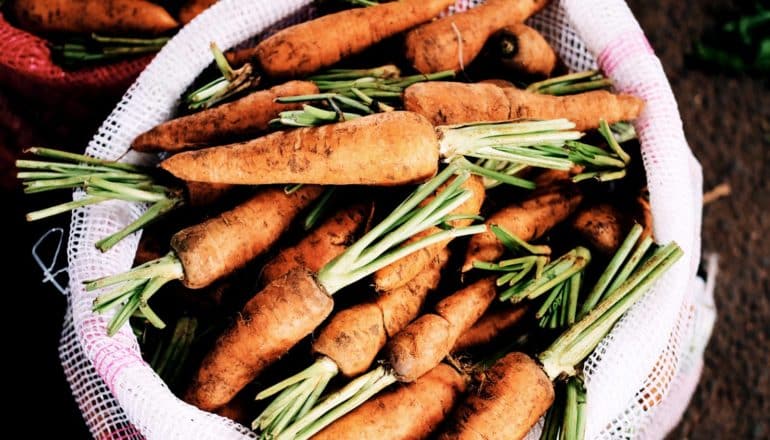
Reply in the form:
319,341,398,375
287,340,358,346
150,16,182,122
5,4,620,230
60,1,714,439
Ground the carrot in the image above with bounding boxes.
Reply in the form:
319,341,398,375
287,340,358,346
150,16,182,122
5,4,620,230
404,0,548,74
571,203,627,255
493,23,557,77
463,184,583,271
404,81,645,131
178,0,217,24
159,111,439,186
180,169,484,413
388,278,497,382
226,0,455,77
185,268,334,411
171,185,321,289
87,185,322,334
9,0,178,35
261,203,370,284
637,195,653,240
452,304,528,352
440,239,685,440
312,363,466,440
373,175,485,292
251,245,449,438
132,81,319,153
437,352,554,440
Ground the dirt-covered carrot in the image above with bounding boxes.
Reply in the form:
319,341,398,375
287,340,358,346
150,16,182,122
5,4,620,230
463,184,583,271
132,81,319,153
9,0,178,35
404,82,645,131
86,185,322,334
312,363,466,440
178,0,217,24
439,237,684,440
404,0,548,74
182,168,485,412
159,111,589,188
373,175,485,292
159,111,439,186
492,23,557,77
261,203,370,284
571,203,627,255
226,0,455,77
452,304,528,352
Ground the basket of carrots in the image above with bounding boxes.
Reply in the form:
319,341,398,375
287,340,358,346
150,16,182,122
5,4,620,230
35,0,713,439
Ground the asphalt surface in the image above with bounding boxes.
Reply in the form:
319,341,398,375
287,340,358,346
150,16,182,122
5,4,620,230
3,1,768,438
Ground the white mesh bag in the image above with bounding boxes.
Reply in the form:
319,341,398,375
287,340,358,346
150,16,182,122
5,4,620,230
60,1,715,438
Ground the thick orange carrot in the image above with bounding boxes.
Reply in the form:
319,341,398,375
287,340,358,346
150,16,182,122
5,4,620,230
571,203,627,255
404,82,645,131
404,0,548,74
185,268,333,411
387,278,497,382
494,23,557,77
312,250,449,377
452,304,528,352
437,352,554,440
261,203,369,284
637,196,653,240
171,185,322,289
159,111,439,186
9,0,178,35
312,363,466,440
226,0,455,77
132,81,318,153
404,82,510,126
463,184,582,271
373,175,485,292
178,0,217,24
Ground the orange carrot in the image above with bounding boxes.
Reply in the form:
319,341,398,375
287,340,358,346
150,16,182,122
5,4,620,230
373,175,485,292
132,81,319,153
404,0,548,74
452,304,528,352
227,0,455,77
571,203,627,255
437,352,554,440
463,184,583,271
159,111,439,186
312,250,449,377
171,185,322,289
387,278,497,382
261,203,369,285
312,363,466,440
178,0,217,24
404,81,645,131
493,23,557,77
185,268,334,411
9,0,178,35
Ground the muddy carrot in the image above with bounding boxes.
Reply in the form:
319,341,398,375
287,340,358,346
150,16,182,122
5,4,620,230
492,23,557,77
132,81,319,153
404,0,548,74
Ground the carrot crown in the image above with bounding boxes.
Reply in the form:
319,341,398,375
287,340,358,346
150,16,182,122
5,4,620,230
51,34,169,67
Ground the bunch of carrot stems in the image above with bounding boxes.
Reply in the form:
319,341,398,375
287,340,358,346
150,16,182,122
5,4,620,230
17,147,183,251
51,34,169,66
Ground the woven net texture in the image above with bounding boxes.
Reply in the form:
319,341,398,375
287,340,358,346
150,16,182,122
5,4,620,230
59,1,714,439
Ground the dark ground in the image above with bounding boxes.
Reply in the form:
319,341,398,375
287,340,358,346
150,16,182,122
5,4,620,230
2,1,768,438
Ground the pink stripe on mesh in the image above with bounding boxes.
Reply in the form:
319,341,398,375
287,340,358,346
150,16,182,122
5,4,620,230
597,31,654,76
